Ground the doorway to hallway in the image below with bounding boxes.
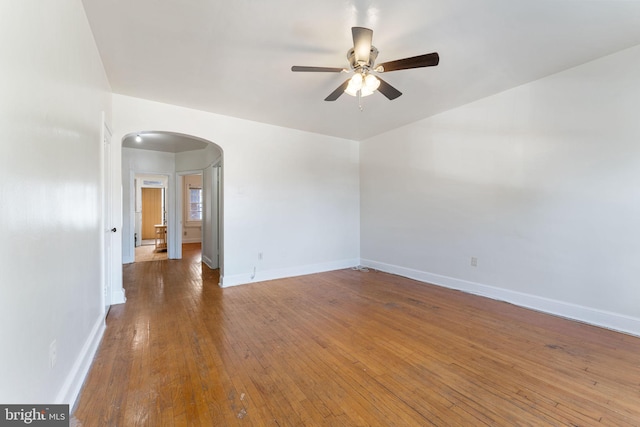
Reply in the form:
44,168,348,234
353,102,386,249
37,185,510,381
141,187,163,243
133,174,169,263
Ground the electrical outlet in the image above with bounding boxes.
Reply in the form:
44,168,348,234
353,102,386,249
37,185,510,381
471,257,478,267
184,231,187,236
49,339,57,368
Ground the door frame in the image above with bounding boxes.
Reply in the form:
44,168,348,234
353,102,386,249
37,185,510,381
175,170,200,260
128,171,174,261
208,162,222,270
176,161,223,276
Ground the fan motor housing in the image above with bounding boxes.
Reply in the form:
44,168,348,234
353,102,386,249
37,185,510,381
347,46,378,71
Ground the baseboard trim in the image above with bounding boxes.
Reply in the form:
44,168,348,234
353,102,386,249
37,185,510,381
56,315,105,407
221,258,359,288
182,238,202,244
111,287,126,305
202,255,216,270
360,258,640,338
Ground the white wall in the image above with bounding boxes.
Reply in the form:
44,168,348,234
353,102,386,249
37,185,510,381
112,94,361,287
0,0,111,404
361,45,640,336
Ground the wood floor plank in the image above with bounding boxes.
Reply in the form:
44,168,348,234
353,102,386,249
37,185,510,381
73,244,640,426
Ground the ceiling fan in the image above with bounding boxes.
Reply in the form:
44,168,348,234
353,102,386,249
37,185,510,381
291,27,439,105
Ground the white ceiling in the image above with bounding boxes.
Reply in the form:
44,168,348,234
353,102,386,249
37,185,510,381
83,0,640,141
122,131,210,153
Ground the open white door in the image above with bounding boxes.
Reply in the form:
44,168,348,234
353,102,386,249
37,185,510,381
199,164,220,269
102,118,114,315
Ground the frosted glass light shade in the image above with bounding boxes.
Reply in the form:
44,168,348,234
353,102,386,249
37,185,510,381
364,74,380,91
360,86,374,97
345,73,364,96
349,73,364,90
345,85,359,96
345,72,380,97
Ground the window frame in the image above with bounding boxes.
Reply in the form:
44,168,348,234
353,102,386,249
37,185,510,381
185,185,203,226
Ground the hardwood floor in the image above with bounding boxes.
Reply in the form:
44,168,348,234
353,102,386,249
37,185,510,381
73,245,640,426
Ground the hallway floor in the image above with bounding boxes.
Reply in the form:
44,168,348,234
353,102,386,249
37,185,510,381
134,244,168,262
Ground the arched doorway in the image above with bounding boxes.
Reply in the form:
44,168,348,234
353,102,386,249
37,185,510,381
120,131,223,280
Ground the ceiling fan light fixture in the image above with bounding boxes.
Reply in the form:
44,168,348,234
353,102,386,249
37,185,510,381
345,73,364,96
364,74,380,91
360,86,375,97
344,86,359,97
292,26,438,104
345,73,380,97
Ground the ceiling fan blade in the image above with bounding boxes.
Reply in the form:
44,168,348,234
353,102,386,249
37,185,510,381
376,77,402,100
352,27,373,65
376,52,439,72
324,79,351,101
291,66,345,72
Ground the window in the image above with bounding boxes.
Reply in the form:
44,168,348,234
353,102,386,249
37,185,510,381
188,187,203,221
